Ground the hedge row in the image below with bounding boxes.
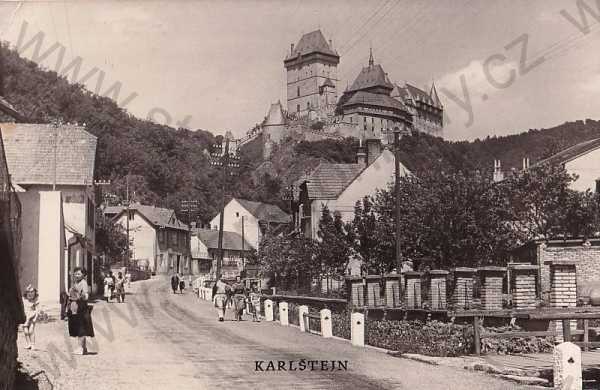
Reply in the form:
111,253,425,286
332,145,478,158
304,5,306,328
367,320,474,356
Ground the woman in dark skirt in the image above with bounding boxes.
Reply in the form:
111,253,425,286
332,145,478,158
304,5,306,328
67,267,95,355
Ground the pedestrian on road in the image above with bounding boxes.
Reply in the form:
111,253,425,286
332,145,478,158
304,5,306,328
67,267,95,355
178,273,186,293
21,285,39,350
171,273,179,294
115,272,126,303
212,276,230,321
103,272,114,302
110,271,116,300
125,271,132,289
231,276,246,321
249,286,261,322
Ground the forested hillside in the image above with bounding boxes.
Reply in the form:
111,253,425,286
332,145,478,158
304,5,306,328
1,43,599,223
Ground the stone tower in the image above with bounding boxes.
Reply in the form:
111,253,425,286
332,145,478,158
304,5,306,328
284,30,339,120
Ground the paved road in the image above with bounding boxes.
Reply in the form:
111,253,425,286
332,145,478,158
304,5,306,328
19,278,536,390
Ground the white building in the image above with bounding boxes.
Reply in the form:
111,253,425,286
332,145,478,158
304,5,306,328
112,204,190,274
210,198,291,250
1,123,97,302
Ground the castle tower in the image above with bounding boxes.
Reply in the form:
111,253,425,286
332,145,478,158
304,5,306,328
284,30,339,120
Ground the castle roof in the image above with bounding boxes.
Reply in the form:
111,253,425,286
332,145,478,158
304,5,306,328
263,101,286,126
343,90,407,112
285,30,338,62
348,64,394,93
1,122,97,186
394,83,442,109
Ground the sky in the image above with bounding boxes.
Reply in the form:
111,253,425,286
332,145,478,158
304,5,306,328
0,0,599,141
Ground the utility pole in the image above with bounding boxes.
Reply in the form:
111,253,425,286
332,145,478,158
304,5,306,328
125,175,130,270
52,120,60,191
241,215,245,272
393,124,410,274
180,199,199,275
210,133,240,280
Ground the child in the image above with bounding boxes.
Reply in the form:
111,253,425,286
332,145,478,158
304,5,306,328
22,285,39,350
178,273,186,293
249,287,261,322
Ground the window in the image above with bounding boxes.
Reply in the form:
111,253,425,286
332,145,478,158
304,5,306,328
236,212,239,217
297,86,300,97
297,104,300,113
307,102,310,110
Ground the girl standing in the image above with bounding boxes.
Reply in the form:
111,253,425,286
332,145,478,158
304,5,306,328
67,267,95,355
22,285,39,349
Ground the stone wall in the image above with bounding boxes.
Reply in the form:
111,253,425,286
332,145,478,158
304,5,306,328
538,243,600,300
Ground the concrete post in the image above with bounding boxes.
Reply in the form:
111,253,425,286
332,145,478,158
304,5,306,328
384,274,401,307
403,271,422,309
298,305,309,332
553,342,582,390
346,276,365,307
264,299,274,322
451,267,476,310
351,312,365,347
279,301,289,326
546,260,577,342
365,275,382,306
429,270,449,310
478,266,506,311
509,264,538,309
320,309,332,338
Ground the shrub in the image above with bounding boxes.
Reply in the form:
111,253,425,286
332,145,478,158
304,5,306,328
367,320,474,357
481,325,555,354
332,309,351,340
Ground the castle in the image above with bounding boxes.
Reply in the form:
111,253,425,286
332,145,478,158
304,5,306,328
250,30,444,159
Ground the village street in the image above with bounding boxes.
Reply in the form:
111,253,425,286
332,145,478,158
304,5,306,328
17,278,535,390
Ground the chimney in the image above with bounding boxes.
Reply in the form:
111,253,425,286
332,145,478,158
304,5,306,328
329,39,333,49
356,138,367,167
366,138,382,166
522,157,530,171
493,160,504,182
290,43,294,54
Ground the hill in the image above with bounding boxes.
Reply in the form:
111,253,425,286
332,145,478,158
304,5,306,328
1,43,599,224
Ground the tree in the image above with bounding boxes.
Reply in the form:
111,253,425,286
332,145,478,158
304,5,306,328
257,233,318,292
95,209,129,264
316,206,353,287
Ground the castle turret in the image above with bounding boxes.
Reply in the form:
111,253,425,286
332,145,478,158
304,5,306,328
284,30,339,119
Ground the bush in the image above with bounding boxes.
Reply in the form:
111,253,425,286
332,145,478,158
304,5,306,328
481,325,555,354
332,309,351,340
367,320,474,357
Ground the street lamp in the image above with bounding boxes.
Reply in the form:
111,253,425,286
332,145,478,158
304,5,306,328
393,124,411,274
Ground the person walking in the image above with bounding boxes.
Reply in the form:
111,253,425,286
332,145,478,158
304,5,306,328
171,273,179,294
212,276,230,322
21,285,39,349
115,272,126,303
231,276,246,321
103,272,114,302
67,267,95,355
249,286,261,322
178,273,186,293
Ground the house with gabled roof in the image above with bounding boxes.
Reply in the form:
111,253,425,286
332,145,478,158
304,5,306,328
112,203,190,274
1,122,98,301
210,198,291,250
292,139,410,241
533,137,600,192
190,228,254,280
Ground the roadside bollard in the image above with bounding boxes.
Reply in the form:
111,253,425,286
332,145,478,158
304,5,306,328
298,305,309,332
264,299,273,322
351,312,365,347
320,309,332,338
554,342,582,390
279,302,289,326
